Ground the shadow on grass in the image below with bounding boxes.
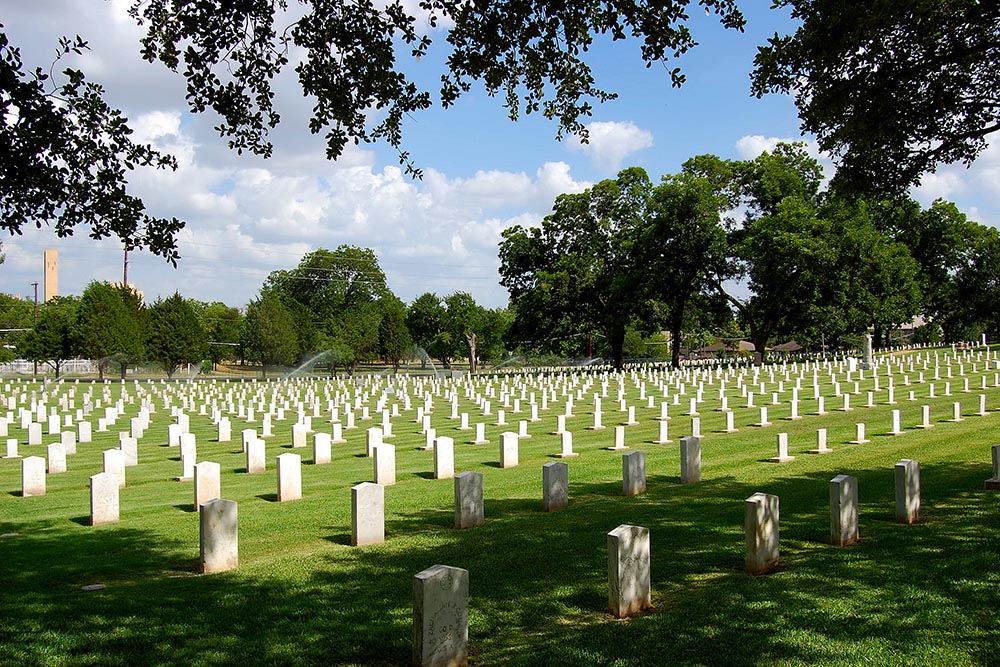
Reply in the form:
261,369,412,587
1,463,997,666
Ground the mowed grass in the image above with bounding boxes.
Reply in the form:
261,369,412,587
2,352,1000,666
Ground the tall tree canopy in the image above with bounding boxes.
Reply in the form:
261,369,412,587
75,282,146,380
0,29,183,259
752,1,1000,194
147,292,208,378
128,0,745,174
500,167,653,369
17,296,78,378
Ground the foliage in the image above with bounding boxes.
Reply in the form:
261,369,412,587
265,246,390,322
0,28,183,260
146,293,208,379
241,292,298,376
0,292,33,363
327,301,382,373
128,0,745,174
196,301,244,368
752,1,1000,194
406,292,446,361
265,246,394,370
377,297,412,372
17,296,78,377
74,281,146,380
500,167,653,369
640,162,732,367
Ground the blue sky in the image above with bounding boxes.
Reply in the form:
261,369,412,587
4,2,999,310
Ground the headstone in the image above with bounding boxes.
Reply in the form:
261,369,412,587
218,418,231,443
607,524,651,618
542,461,568,512
808,428,832,454
5,438,19,459
454,471,484,529
768,433,795,463
241,428,256,452
60,430,76,455
194,461,222,512
90,472,120,526
850,423,870,444
434,436,455,480
366,427,383,457
179,433,197,460
830,474,859,546
291,423,307,448
313,433,331,465
622,450,646,496
895,459,920,524
558,431,578,458
103,449,126,488
985,444,1000,489
351,482,385,546
21,456,45,496
745,492,779,575
200,498,238,573
679,435,701,484
119,437,138,467
608,424,627,451
412,564,469,667
246,439,266,474
499,431,518,469
277,452,302,501
655,420,671,444
889,409,904,435
28,422,42,446
78,421,92,443
373,444,396,486
46,442,67,474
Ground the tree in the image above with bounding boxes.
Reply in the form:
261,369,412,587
241,293,298,377
751,1,1000,194
0,29,183,259
0,292,33,363
720,144,831,363
75,281,146,380
407,292,446,366
822,198,922,348
147,293,208,378
327,301,382,374
197,302,244,369
17,296,78,377
500,167,652,369
265,246,390,322
442,292,487,373
377,297,412,373
129,1,745,174
640,164,732,368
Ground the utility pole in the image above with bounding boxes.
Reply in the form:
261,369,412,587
31,281,38,378
123,247,129,287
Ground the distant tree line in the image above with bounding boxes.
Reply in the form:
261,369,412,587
0,244,513,378
500,143,1000,369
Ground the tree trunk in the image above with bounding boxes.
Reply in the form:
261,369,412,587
609,325,626,371
465,332,478,374
669,309,684,369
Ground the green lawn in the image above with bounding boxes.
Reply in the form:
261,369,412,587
2,351,999,666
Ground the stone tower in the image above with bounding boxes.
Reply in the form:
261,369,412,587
43,249,58,302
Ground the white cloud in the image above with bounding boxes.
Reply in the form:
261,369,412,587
569,121,654,172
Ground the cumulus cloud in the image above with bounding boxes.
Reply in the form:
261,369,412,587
568,121,654,172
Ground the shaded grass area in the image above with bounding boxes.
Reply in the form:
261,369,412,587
1,364,1000,666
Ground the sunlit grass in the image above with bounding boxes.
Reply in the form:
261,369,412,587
1,350,999,665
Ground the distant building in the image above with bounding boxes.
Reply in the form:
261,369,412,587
43,249,58,301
